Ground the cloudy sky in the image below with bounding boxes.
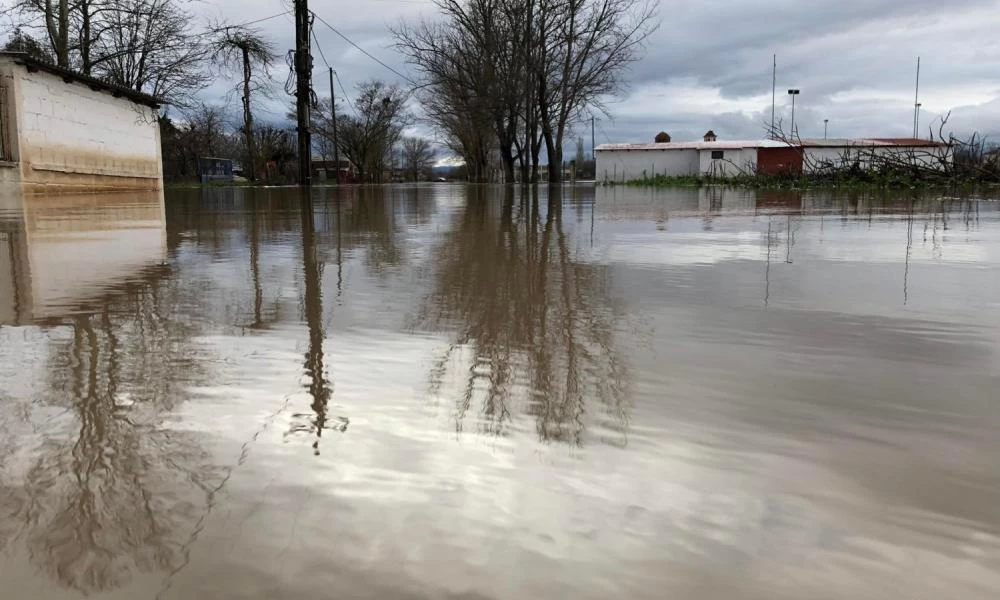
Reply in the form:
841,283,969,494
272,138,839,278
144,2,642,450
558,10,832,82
196,0,1000,145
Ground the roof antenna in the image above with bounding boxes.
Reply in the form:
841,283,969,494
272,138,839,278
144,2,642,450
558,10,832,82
770,54,776,139
912,57,921,139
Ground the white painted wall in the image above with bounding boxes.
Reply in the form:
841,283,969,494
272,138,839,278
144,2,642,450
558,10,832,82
13,65,161,182
597,149,699,182
803,146,952,173
698,148,756,177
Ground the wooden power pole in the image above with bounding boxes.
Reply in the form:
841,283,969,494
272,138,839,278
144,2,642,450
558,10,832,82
294,0,312,186
329,67,340,184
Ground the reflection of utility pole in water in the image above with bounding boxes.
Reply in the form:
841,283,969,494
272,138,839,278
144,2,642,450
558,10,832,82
785,213,794,264
248,203,264,329
336,197,343,299
294,194,347,455
764,217,773,308
904,199,914,305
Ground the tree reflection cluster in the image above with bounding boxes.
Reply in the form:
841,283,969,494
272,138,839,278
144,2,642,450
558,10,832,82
416,187,629,447
0,267,220,594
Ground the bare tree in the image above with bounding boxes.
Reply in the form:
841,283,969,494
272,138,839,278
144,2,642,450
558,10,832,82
401,136,435,181
337,80,409,183
254,124,297,182
210,24,276,182
397,0,656,183
159,103,241,180
1,27,55,62
90,0,207,105
537,0,657,182
396,0,532,183
44,0,69,66
10,0,71,66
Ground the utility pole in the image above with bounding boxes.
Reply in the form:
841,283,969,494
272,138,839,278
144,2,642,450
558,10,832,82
294,0,312,186
770,54,776,138
824,119,828,139
591,115,596,160
788,89,800,139
329,67,340,184
913,57,921,139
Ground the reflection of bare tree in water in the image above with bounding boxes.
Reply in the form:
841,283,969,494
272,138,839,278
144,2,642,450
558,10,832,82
324,186,433,276
417,187,628,447
2,272,220,595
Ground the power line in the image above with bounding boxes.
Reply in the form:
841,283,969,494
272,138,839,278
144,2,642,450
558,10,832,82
209,11,291,32
311,27,330,69
334,70,357,116
310,11,418,86
310,26,357,116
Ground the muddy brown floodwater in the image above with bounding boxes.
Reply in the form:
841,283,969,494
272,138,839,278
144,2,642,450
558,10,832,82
0,184,998,599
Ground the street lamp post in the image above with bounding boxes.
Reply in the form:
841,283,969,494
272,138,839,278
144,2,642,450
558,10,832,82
788,89,800,138
824,119,829,139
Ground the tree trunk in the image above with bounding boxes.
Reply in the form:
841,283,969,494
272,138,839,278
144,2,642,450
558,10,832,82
544,129,560,183
500,146,516,184
241,47,257,182
45,0,70,67
81,0,92,74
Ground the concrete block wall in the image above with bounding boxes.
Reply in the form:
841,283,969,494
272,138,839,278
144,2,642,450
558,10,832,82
14,66,162,189
803,146,952,173
597,149,700,182
699,148,756,177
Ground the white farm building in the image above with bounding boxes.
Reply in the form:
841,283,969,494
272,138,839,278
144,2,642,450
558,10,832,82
596,136,952,182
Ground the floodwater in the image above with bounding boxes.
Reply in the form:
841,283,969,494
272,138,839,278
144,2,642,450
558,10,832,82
0,184,998,599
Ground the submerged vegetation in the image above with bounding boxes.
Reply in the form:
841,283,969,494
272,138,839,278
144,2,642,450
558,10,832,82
610,171,998,190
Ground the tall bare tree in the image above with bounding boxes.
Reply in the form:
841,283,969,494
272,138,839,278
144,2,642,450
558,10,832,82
396,0,656,183
11,0,71,65
537,0,657,182
337,80,409,183
401,136,435,181
210,24,276,182
90,0,207,105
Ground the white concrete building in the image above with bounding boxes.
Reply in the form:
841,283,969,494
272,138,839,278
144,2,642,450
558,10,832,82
0,52,163,193
596,140,794,182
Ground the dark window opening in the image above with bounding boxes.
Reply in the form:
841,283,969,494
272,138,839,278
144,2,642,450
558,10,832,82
711,150,724,160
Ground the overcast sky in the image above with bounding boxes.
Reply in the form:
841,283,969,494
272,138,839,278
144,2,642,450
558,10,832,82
192,0,1000,146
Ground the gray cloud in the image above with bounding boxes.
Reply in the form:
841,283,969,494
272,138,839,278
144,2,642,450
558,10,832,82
65,0,1000,145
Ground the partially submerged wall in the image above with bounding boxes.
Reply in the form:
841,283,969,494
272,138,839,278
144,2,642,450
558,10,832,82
597,149,700,182
803,145,953,174
699,148,756,177
0,56,163,193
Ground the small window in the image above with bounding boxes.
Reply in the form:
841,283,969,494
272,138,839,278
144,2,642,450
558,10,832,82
711,150,724,160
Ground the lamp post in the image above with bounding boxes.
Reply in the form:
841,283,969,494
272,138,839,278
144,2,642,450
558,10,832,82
824,119,828,139
787,89,800,138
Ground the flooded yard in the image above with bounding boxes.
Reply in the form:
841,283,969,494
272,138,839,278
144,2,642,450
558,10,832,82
1,184,998,599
